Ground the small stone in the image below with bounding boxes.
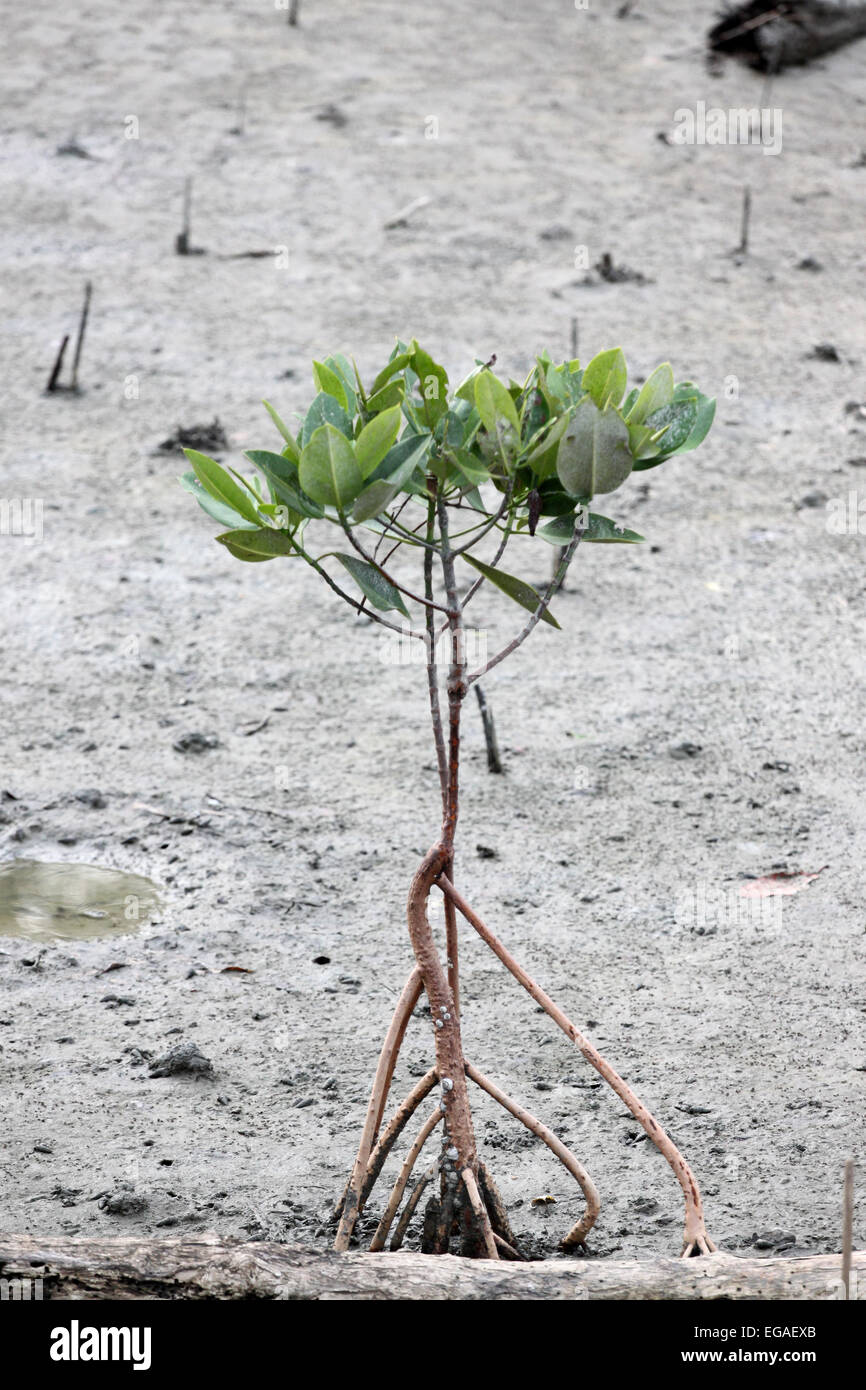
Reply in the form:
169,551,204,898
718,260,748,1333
809,342,840,363
148,1042,214,1079
99,1186,149,1216
796,490,827,509
670,742,702,760
172,732,220,755
75,789,107,809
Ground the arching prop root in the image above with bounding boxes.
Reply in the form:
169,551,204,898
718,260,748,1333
333,989,602,1255
465,1062,600,1249
438,874,717,1258
333,967,424,1247
334,850,715,1259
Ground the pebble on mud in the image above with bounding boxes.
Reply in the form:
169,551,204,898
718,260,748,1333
98,1185,149,1216
148,1042,214,1079
172,732,220,755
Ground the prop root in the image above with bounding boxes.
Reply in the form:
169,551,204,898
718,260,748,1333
439,875,716,1257
465,1061,600,1249
333,966,423,1246
369,1106,443,1251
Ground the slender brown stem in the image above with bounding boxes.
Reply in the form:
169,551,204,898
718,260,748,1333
466,1060,600,1247
466,520,584,686
334,966,423,1248
440,876,716,1256
437,493,465,1012
424,480,448,813
369,1106,443,1251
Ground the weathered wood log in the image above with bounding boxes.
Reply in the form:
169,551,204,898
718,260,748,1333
709,2,866,72
0,1233,861,1300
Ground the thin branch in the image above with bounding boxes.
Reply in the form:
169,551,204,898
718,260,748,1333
450,483,513,557
287,534,425,640
458,508,515,617
338,513,452,615
466,519,584,685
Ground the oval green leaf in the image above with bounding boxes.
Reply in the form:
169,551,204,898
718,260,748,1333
556,398,633,499
334,554,410,617
461,555,560,629
299,425,363,509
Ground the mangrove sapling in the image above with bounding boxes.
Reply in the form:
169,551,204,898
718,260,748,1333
180,341,718,1259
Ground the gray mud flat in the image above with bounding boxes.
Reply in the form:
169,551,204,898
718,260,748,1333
0,0,863,1263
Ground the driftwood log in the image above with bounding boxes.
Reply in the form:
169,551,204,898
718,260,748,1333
0,1233,861,1300
709,1,866,72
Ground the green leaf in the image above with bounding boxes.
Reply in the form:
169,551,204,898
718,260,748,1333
536,481,577,516
179,471,259,531
455,366,483,404
544,363,585,410
351,441,427,521
365,379,405,414
538,511,644,545
312,360,349,412
678,390,716,453
581,348,627,410
324,354,357,415
371,352,413,395
475,370,521,435
299,391,353,446
451,449,492,487
299,425,363,508
350,479,401,524
643,396,698,453
245,450,324,518
625,363,674,425
216,528,297,562
411,348,449,427
365,433,432,484
334,553,410,617
524,411,570,466
461,555,560,629
556,398,633,498
355,405,403,478
627,422,666,461
184,449,263,526
262,401,300,461
632,388,715,469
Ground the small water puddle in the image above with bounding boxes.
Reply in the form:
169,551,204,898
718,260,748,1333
0,860,161,941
